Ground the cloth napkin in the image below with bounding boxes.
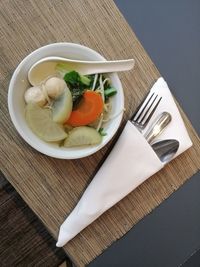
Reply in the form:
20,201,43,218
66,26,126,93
56,77,192,247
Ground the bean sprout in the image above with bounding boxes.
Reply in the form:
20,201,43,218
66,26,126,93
96,113,104,132
92,74,98,91
99,74,105,102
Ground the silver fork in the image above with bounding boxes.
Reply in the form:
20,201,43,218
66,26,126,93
130,91,162,130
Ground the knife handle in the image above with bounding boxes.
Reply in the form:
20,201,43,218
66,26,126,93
144,112,172,144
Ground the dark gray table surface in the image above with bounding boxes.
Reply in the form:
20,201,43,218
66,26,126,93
89,1,200,267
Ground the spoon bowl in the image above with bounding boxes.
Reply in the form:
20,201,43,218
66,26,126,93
152,139,179,163
28,56,135,86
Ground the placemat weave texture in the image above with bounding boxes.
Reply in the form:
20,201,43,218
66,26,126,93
0,1,200,266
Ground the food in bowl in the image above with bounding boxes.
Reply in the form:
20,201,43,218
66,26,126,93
24,64,122,148
8,43,125,159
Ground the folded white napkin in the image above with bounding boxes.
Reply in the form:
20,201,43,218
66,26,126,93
56,77,192,247
142,77,192,157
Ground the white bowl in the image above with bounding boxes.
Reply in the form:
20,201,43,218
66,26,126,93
8,43,124,159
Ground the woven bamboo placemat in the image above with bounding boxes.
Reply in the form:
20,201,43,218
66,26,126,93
0,0,200,266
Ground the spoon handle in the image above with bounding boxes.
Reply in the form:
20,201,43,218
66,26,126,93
80,59,135,75
144,112,172,144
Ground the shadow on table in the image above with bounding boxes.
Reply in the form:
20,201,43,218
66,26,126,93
0,170,72,267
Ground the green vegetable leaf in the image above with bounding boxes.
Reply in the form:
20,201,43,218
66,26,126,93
64,71,80,86
63,71,92,105
98,127,107,136
103,79,111,90
64,71,91,87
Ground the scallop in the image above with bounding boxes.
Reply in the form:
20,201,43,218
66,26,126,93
45,77,66,98
24,86,46,106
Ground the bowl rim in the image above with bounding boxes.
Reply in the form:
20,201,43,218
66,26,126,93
8,42,124,159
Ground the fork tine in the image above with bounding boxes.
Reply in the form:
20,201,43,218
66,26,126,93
138,94,158,123
140,96,162,127
131,91,155,122
131,89,162,130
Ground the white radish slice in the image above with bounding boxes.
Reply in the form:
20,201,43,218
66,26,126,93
52,86,72,124
64,126,102,147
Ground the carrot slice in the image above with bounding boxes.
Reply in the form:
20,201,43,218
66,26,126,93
67,91,103,126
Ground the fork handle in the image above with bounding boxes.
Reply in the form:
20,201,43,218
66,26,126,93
144,112,172,144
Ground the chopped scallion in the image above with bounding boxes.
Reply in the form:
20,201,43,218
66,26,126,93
104,87,117,97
